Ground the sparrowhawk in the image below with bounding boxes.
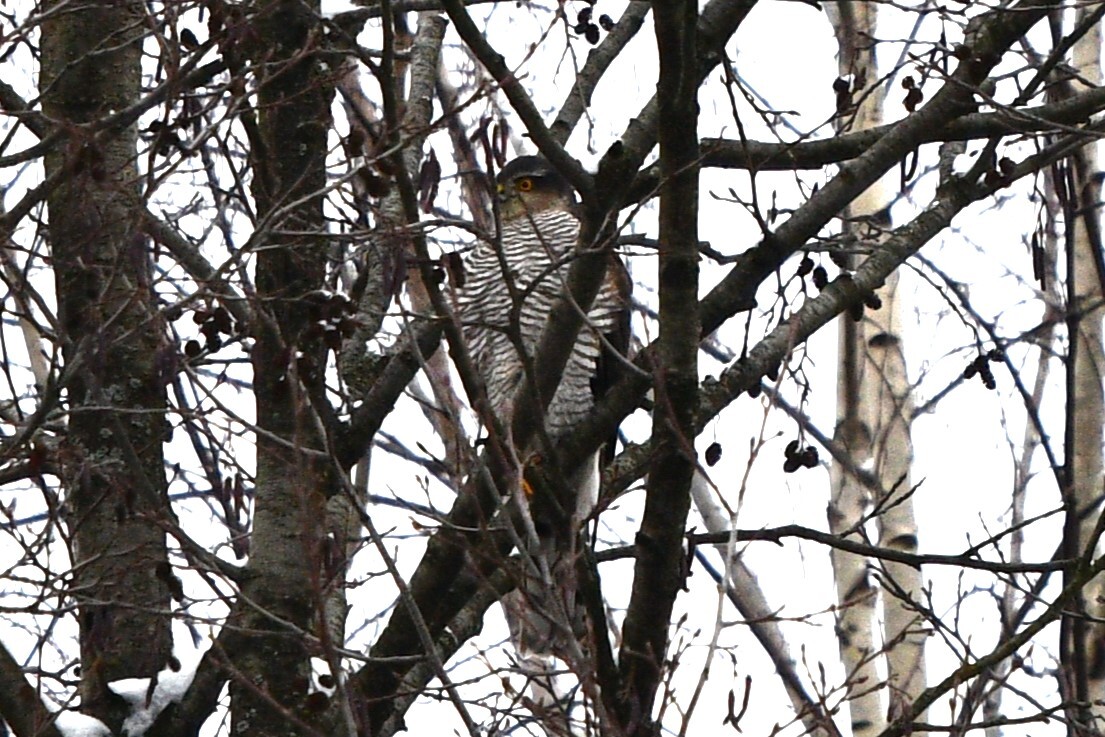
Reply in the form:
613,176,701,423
457,154,629,695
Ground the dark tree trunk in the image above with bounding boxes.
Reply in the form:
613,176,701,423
617,1,700,732
229,1,334,733
40,0,172,730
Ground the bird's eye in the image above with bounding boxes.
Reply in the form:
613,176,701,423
516,177,534,192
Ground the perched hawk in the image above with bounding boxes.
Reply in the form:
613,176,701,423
458,155,629,687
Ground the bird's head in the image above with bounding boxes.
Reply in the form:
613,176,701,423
495,156,576,220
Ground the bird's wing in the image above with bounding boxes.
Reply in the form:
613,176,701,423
591,251,632,471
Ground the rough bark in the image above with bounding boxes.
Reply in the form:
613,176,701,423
229,1,334,733
0,639,63,737
40,1,172,729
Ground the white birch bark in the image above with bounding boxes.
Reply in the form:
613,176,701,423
1068,10,1105,718
824,4,927,731
828,430,883,737
864,271,927,724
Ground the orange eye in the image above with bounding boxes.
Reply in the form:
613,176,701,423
516,177,534,192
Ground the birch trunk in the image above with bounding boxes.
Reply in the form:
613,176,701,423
824,4,927,731
1066,9,1105,724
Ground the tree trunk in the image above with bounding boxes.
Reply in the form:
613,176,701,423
40,1,172,729
1065,8,1105,729
824,4,927,732
617,2,699,732
229,1,334,733
865,271,927,723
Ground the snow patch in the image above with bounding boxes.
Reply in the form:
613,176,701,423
108,661,198,736
54,711,111,737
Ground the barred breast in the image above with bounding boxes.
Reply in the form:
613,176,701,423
458,209,622,437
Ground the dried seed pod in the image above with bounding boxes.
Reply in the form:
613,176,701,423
812,265,829,290
785,439,800,459
800,446,819,468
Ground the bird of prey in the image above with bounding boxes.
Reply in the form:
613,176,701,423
457,155,629,695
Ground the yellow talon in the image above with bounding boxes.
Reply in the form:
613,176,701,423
521,453,543,499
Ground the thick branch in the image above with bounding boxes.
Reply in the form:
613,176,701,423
143,211,253,327
338,320,444,466
605,117,1103,510
149,623,243,736
0,638,63,737
699,0,1055,338
592,0,757,204
616,1,700,730
689,84,1105,173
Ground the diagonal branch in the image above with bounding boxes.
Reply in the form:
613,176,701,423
606,116,1105,510
550,1,652,146
143,211,253,327
0,638,63,737
439,0,594,200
